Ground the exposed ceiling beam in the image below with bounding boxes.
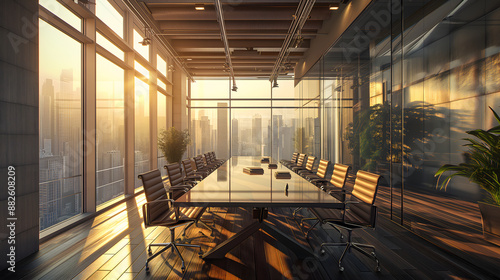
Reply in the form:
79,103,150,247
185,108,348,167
159,20,323,30
171,39,310,49
150,6,330,21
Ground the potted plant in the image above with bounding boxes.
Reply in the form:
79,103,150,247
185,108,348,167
158,127,191,163
435,106,500,246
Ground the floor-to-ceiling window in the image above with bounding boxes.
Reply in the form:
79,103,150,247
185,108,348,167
157,92,167,176
96,54,125,206
39,18,83,230
38,0,178,231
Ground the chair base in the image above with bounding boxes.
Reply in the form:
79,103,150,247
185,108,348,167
319,231,380,272
145,228,203,274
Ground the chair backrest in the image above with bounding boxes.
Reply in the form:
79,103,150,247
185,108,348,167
194,155,207,170
330,163,351,189
164,163,184,186
349,170,381,227
305,156,316,171
204,152,213,164
296,153,307,167
182,158,196,176
316,159,329,179
138,169,169,224
291,152,299,163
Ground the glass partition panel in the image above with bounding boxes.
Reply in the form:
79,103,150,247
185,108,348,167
157,92,167,176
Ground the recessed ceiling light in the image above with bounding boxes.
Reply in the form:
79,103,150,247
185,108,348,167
186,58,192,61
195,4,205,11
329,4,339,10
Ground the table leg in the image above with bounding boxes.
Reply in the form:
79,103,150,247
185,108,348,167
203,220,314,260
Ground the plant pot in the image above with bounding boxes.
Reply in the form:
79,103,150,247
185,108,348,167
478,202,500,246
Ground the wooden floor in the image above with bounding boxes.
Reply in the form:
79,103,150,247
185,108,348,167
4,192,498,280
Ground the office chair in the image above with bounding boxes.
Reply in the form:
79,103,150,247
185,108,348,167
138,169,204,273
304,159,329,182
182,158,207,179
309,170,381,272
165,163,197,190
286,153,307,169
280,152,298,166
194,155,214,174
293,155,316,174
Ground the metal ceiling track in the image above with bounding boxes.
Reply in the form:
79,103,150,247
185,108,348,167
123,0,195,81
214,0,237,91
269,0,316,82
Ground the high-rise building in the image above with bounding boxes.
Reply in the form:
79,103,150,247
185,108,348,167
217,102,228,158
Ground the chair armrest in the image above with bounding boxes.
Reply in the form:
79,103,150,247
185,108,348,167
143,199,177,226
168,185,190,192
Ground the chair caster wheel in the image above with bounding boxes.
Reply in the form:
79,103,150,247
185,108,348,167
340,235,344,240
181,266,186,273
145,265,150,273
339,266,344,272
148,248,152,255
320,249,325,255
198,251,203,258
376,266,381,272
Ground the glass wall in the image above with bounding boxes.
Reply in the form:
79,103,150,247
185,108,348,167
297,0,500,274
96,54,125,205
39,19,83,230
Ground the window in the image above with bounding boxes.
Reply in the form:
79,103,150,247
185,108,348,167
39,19,83,230
96,32,124,61
135,60,149,79
40,0,82,32
157,54,167,78
96,0,124,38
96,54,125,205
134,77,150,188
157,78,166,91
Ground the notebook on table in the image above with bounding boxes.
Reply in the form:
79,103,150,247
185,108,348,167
275,171,291,179
243,167,264,175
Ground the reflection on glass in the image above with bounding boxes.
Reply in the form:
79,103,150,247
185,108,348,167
96,54,125,206
157,54,167,78
134,78,150,188
157,92,167,176
96,0,123,38
96,32,124,61
134,60,149,79
40,0,82,32
39,19,83,230
233,79,271,99
133,29,149,61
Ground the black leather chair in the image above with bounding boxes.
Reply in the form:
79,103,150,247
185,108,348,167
285,153,306,169
194,155,214,174
298,163,351,233
309,170,381,272
280,152,298,166
301,159,329,181
293,155,316,174
165,163,197,190
182,158,207,179
138,169,205,273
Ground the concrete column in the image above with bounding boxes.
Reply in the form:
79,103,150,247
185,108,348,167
0,0,39,271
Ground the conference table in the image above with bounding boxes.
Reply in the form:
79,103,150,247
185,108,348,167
174,156,343,259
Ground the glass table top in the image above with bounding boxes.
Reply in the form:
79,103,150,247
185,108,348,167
175,156,342,207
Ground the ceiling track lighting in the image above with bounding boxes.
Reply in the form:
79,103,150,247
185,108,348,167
195,4,205,11
139,27,152,46
272,78,279,88
270,0,316,82
168,65,175,72
214,0,237,93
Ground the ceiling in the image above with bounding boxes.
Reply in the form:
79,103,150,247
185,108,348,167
138,0,340,78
